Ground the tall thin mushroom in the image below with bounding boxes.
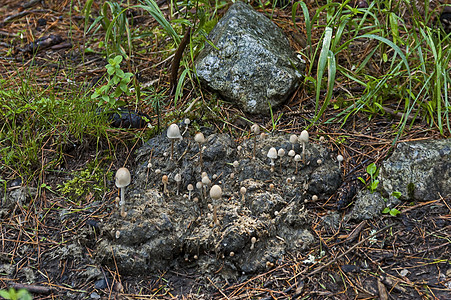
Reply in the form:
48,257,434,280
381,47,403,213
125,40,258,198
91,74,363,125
115,167,131,218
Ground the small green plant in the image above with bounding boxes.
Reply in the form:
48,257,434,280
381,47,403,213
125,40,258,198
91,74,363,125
358,163,379,193
0,288,32,300
91,55,133,110
382,191,402,216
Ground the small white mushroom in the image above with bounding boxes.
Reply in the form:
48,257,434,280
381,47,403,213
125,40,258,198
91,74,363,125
167,124,182,160
312,195,318,201
202,176,211,200
319,136,325,143
240,187,247,202
210,185,222,225
250,236,257,250
299,130,309,162
267,147,278,172
162,175,169,195
337,154,344,169
194,132,206,167
288,149,296,158
232,160,239,172
277,148,285,172
183,118,190,135
294,154,302,174
187,184,194,200
289,134,298,150
115,167,131,218
251,124,260,159
174,173,182,195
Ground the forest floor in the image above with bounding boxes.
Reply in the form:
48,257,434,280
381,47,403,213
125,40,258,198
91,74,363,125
0,0,450,299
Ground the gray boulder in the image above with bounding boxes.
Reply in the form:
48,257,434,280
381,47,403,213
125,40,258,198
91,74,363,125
379,139,451,201
195,1,304,115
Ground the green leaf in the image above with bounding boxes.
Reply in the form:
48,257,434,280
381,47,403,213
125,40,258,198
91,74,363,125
382,207,390,214
106,65,115,75
119,82,128,92
357,177,366,184
366,163,377,176
392,191,402,199
113,55,123,65
112,76,120,85
115,69,125,78
389,208,401,216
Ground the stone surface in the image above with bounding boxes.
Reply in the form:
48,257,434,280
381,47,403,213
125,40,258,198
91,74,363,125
346,190,385,221
195,1,304,115
96,128,341,276
379,139,451,201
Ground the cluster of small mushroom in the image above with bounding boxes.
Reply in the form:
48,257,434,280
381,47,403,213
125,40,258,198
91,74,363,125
266,130,309,174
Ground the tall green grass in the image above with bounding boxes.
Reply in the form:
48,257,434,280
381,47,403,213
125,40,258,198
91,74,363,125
293,0,451,135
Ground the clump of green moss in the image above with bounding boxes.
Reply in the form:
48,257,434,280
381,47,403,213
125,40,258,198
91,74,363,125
58,162,112,205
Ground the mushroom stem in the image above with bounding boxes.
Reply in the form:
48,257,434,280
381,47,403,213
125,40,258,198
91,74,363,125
170,140,174,160
213,206,219,226
198,142,203,167
253,137,257,160
120,187,126,217
270,160,275,172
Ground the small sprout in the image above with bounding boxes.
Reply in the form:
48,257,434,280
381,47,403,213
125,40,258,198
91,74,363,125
289,134,298,150
210,185,222,225
174,173,182,195
187,184,194,200
250,236,257,250
251,124,260,159
167,124,183,160
294,154,302,174
299,130,309,162
267,147,277,172
115,167,131,218
194,132,206,167
240,187,247,202
337,154,344,169
162,175,169,195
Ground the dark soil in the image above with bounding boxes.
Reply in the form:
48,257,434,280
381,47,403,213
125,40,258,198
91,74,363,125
0,1,450,299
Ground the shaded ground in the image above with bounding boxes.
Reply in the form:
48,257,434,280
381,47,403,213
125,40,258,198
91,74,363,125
0,0,450,299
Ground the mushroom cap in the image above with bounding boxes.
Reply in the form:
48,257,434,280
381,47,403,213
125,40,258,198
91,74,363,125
240,187,247,195
187,184,194,191
167,124,182,140
194,132,206,144
251,124,260,134
162,175,169,184
233,161,239,168
299,130,309,143
288,149,296,157
202,176,211,185
337,155,344,162
184,118,191,125
267,147,277,159
289,134,298,144
174,173,182,182
210,185,222,200
196,182,203,189
294,154,302,162
115,167,131,188
278,148,285,157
